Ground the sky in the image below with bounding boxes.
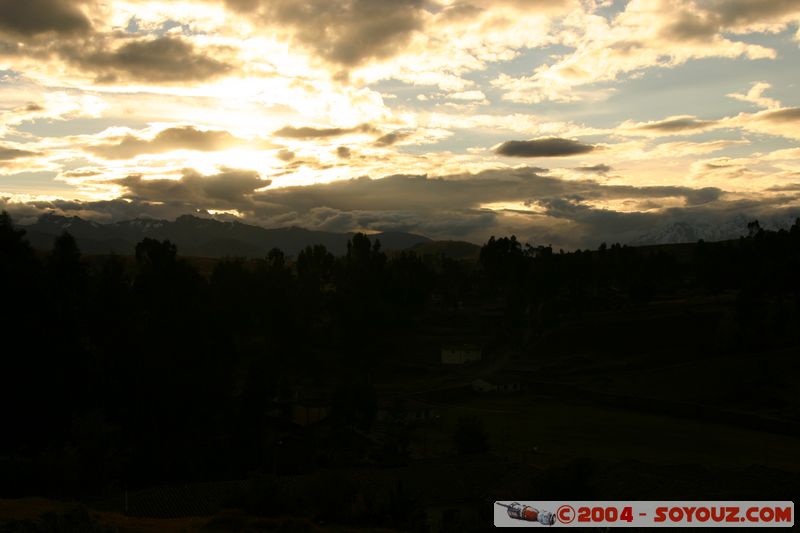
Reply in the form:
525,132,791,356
1,0,799,248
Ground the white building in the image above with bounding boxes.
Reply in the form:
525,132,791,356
471,378,522,393
441,344,482,365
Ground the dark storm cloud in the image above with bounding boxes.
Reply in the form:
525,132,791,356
537,196,674,244
240,169,736,245
660,1,800,41
636,116,718,132
21,103,45,112
661,11,720,42
0,2,234,86
0,146,39,160
574,164,612,174
62,169,101,178
287,205,498,236
221,0,426,67
661,12,718,41
73,36,233,83
252,168,720,213
707,0,800,26
703,160,737,170
495,138,596,157
115,169,269,205
682,187,724,205
766,183,800,192
273,123,379,138
0,196,188,223
374,131,412,147
0,9,234,83
436,2,484,23
93,166,726,220
0,0,91,37
758,107,800,123
88,127,243,159
6,166,796,249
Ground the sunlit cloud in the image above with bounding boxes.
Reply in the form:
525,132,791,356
0,0,798,245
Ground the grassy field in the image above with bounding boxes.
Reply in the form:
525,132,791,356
410,391,800,469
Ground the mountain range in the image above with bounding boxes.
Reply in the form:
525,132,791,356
631,214,799,246
20,214,438,258
19,212,799,258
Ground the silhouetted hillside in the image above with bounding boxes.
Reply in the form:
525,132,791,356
21,213,432,257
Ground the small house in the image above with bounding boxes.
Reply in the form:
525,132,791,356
471,378,522,393
471,378,496,392
441,344,482,365
291,401,330,426
377,398,438,424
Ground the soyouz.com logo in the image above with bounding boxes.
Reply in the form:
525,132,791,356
493,501,794,527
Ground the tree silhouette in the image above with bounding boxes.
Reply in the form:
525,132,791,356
747,219,762,238
479,235,525,285
135,237,178,271
297,244,335,287
46,231,86,309
346,232,386,275
453,415,490,454
266,247,286,270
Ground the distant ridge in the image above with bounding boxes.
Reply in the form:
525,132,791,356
631,214,800,246
20,213,433,257
22,212,797,257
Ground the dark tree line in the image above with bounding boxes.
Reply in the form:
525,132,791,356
0,212,440,497
2,211,799,500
